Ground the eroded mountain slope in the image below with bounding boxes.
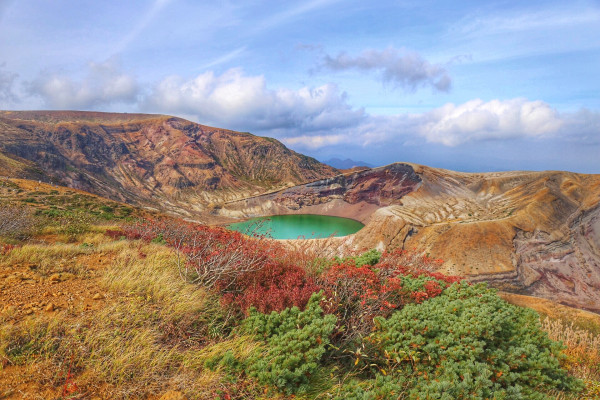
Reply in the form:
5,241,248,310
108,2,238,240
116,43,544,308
222,163,600,311
0,111,337,216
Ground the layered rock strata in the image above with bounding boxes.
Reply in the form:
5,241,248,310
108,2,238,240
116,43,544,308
222,163,600,312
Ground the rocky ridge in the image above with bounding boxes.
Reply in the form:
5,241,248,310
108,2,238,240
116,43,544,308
0,111,337,217
221,163,600,312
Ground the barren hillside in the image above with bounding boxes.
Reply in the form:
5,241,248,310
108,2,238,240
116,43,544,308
0,111,338,217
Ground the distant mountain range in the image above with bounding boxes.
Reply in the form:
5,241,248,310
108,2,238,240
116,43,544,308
325,157,374,169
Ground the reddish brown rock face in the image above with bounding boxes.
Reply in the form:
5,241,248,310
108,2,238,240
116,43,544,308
511,205,600,312
0,111,338,215
271,163,422,209
219,163,422,224
341,163,422,205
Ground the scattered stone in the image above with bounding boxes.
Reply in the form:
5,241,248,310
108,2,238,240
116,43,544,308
45,303,55,312
92,293,104,300
48,272,75,283
159,391,187,400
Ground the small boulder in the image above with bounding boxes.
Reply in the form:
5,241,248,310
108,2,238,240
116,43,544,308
48,272,75,283
92,293,104,300
45,303,55,312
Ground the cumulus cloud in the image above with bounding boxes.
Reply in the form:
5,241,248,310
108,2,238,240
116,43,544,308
283,134,347,149
29,58,139,109
322,47,451,92
280,98,595,153
418,98,564,146
0,62,18,105
143,68,365,133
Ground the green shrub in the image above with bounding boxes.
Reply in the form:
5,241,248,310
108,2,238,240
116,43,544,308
333,375,408,400
353,249,382,267
150,233,166,245
362,282,581,399
100,205,114,213
241,292,337,394
334,248,381,267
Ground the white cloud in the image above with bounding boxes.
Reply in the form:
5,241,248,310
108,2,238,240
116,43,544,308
418,98,564,146
278,98,595,152
143,68,365,133
322,47,451,92
283,134,346,149
143,68,596,152
29,58,139,109
15,57,600,156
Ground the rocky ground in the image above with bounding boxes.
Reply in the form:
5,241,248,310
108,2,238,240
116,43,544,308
0,254,108,322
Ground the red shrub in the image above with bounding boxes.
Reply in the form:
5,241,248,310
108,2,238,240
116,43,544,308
116,217,318,315
107,218,464,333
105,229,126,240
0,243,17,255
320,252,462,341
423,280,443,297
320,261,403,341
220,261,319,315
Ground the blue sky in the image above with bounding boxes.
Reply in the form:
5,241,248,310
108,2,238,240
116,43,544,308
0,0,599,172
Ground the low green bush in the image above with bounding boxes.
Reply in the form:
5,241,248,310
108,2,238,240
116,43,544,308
241,292,336,394
334,248,382,267
357,282,582,399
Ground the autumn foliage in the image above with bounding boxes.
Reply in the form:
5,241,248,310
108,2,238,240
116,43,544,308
112,218,318,315
320,251,462,341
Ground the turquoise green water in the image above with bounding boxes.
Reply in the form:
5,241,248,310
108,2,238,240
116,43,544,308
227,214,364,240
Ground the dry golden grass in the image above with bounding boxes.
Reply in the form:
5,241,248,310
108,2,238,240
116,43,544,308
500,292,600,331
0,238,258,399
541,317,600,399
0,241,94,278
0,237,130,279
542,317,600,380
